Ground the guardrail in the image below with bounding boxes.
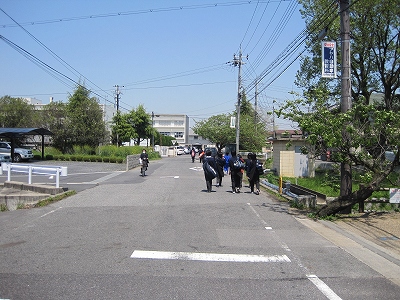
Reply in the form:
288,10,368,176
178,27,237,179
1,163,68,188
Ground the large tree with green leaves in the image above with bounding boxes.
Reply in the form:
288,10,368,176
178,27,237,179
111,104,153,146
39,101,70,153
281,0,400,216
0,96,37,128
193,93,268,152
66,84,107,150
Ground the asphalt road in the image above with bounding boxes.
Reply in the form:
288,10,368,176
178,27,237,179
0,156,399,299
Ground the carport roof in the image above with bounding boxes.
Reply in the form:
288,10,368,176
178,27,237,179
0,127,53,138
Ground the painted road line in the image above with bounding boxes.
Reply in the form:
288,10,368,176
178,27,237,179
189,166,203,171
131,250,291,263
160,176,180,179
307,275,343,300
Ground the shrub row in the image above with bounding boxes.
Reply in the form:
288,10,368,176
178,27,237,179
43,154,124,163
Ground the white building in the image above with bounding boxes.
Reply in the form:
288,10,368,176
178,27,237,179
153,114,189,145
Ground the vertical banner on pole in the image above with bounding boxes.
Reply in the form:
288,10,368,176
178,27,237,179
321,41,337,78
230,116,236,128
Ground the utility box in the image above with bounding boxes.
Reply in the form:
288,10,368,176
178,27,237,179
272,137,313,177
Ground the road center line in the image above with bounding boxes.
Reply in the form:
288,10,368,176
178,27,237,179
131,250,291,263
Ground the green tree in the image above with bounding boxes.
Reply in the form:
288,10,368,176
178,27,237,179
0,95,37,128
111,104,152,146
281,0,400,216
192,114,235,151
66,84,107,150
193,93,268,152
39,101,71,153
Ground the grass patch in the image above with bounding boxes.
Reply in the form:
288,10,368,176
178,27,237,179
34,190,77,207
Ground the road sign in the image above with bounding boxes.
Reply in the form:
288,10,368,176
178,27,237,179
321,41,337,78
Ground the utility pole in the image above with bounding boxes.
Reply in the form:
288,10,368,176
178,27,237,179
231,48,246,154
114,85,124,147
339,0,352,211
254,78,258,124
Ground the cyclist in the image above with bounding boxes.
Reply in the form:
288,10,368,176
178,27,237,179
139,149,149,176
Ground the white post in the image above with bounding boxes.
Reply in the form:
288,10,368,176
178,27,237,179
56,169,60,188
28,166,32,184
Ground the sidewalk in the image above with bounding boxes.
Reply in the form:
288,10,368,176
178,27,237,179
293,209,400,287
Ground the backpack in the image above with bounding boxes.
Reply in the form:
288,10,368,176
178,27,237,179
256,160,264,175
233,157,245,169
203,160,217,179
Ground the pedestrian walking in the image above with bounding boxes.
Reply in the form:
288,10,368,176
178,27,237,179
191,147,196,163
215,152,225,187
246,152,261,195
223,151,230,174
202,150,217,193
229,151,245,193
198,148,205,163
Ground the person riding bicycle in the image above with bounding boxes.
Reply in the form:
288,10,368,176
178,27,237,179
139,149,149,176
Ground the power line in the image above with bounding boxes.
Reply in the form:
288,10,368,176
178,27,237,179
0,7,114,103
0,1,288,28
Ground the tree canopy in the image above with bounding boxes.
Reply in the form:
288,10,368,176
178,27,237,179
111,104,153,146
281,0,400,216
192,93,268,152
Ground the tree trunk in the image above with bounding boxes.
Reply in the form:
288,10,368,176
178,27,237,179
317,185,375,217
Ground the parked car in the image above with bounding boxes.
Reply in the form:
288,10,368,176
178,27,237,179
0,141,34,162
176,146,185,155
183,147,190,154
0,153,11,165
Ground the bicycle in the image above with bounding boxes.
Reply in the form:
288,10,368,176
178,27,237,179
140,158,148,177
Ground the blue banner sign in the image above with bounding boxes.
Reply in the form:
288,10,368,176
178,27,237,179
321,41,337,78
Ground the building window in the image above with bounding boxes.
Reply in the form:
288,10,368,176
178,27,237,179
174,120,184,126
159,132,171,136
174,132,183,138
159,120,171,126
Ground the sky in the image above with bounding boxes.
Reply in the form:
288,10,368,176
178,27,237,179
0,0,307,130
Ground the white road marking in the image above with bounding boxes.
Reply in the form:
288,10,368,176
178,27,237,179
307,275,343,300
160,176,180,179
189,166,203,171
131,250,291,263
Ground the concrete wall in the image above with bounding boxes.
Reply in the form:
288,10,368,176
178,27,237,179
126,154,142,171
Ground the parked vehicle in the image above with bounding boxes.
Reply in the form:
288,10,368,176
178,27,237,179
0,153,11,165
176,146,185,155
0,141,34,162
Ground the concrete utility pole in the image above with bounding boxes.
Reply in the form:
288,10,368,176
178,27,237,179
114,85,124,146
231,49,245,154
339,0,352,209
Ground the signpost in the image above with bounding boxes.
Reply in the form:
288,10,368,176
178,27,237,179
321,41,337,78
389,188,400,203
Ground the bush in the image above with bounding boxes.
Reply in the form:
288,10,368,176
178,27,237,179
45,154,53,160
82,155,92,162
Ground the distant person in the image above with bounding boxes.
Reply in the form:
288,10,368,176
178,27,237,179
246,152,260,195
139,149,149,176
229,151,245,193
245,152,253,183
191,147,196,163
203,150,217,192
215,152,225,187
223,152,230,174
198,148,205,163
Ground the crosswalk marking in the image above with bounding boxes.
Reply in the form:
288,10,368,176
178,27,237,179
131,250,291,263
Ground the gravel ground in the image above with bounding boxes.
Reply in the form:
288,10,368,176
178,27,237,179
333,212,400,257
